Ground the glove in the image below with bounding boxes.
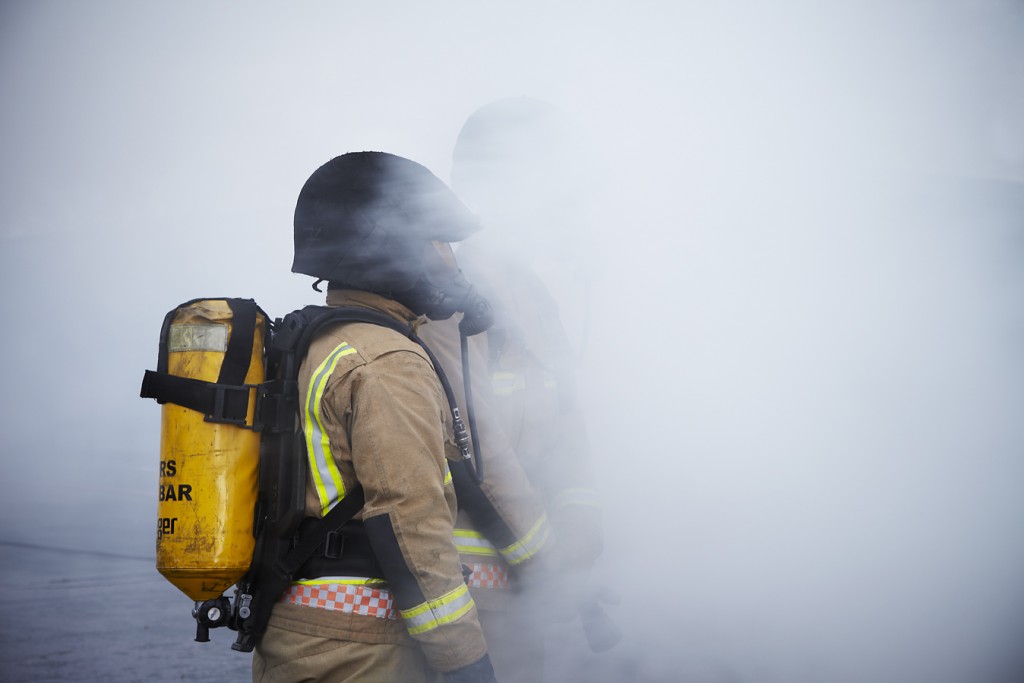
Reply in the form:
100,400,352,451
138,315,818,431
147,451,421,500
443,654,498,683
521,574,623,650
549,504,604,572
579,597,622,652
521,570,583,624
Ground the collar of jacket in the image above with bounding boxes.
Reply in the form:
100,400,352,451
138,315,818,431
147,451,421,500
324,288,427,332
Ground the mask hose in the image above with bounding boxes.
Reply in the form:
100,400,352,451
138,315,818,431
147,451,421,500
460,329,485,484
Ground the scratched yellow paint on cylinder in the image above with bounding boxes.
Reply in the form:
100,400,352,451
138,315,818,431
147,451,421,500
156,300,264,601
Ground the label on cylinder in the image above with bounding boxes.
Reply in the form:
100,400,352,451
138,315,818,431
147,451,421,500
168,324,229,353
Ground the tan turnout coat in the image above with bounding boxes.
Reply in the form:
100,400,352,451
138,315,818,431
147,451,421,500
254,290,487,681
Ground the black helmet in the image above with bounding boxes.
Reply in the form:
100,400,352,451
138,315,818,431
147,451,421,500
293,151,480,292
293,151,491,325
450,98,593,262
451,98,576,209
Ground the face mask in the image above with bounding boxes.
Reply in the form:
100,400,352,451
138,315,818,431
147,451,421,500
395,242,494,334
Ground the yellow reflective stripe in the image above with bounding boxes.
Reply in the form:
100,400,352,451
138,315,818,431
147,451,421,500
401,584,475,635
305,342,357,515
492,370,525,396
453,529,498,557
294,576,386,587
444,461,452,485
499,513,550,565
453,529,487,539
552,487,601,511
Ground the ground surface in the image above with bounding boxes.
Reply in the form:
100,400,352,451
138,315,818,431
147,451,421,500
0,543,649,683
0,543,252,683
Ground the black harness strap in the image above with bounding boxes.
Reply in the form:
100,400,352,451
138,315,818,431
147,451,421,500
280,485,367,576
146,302,503,652
140,372,252,425
140,298,262,426
218,299,258,386
287,305,479,469
293,518,382,579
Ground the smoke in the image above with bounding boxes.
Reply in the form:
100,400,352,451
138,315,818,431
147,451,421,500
1,1,1022,682
566,5,1024,682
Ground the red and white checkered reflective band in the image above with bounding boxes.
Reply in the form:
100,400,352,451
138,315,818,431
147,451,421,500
465,562,510,590
281,583,398,620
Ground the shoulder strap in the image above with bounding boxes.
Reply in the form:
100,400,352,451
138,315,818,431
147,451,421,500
232,303,492,652
218,299,258,385
233,304,458,651
273,305,476,463
278,486,367,575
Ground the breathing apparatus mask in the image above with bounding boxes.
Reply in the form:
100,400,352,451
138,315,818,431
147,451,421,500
394,241,494,335
293,152,494,333
392,240,494,485
293,152,494,480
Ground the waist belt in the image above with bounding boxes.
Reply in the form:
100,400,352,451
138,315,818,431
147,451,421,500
294,517,383,580
282,582,397,620
293,519,510,593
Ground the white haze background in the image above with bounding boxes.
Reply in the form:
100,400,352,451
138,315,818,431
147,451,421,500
1,2,1023,682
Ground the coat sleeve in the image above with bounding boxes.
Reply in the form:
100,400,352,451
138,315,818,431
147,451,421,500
337,349,488,673
421,316,553,569
543,383,604,571
538,309,605,572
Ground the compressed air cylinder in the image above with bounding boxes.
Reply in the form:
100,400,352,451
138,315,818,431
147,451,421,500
156,300,264,601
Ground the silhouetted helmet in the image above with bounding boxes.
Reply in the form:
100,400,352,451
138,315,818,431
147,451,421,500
451,98,592,261
293,151,492,324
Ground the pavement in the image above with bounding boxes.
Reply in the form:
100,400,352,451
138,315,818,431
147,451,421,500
0,542,252,683
0,541,649,683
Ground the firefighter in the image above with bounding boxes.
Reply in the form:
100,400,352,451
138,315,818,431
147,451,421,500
419,99,606,683
252,152,497,683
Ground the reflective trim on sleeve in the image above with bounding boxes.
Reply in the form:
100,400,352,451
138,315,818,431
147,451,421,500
552,487,601,511
305,341,358,515
294,576,387,587
453,528,498,557
499,513,551,566
400,584,475,636
491,370,526,396
444,460,453,485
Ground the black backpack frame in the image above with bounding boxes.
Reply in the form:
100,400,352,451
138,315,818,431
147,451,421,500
144,301,481,651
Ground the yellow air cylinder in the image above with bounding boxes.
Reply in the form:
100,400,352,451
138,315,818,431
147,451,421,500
156,300,264,601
